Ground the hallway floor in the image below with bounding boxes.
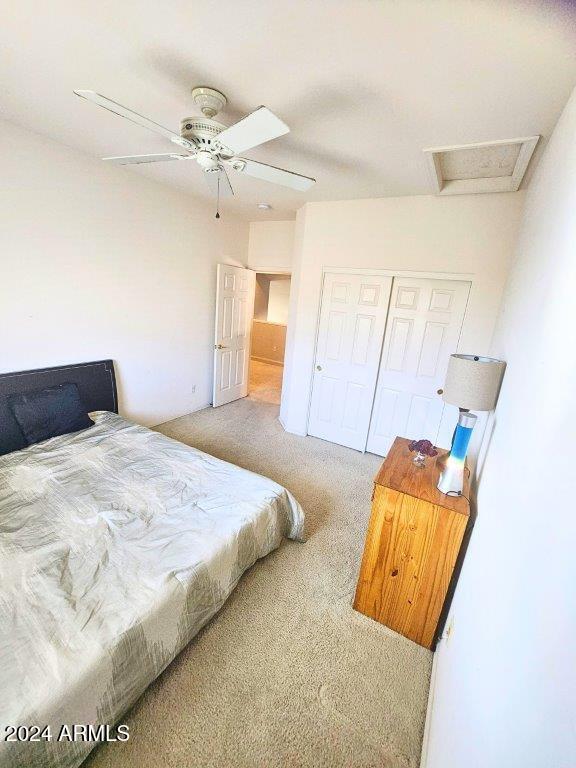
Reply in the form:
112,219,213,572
249,359,283,405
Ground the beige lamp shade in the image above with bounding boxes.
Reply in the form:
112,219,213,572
442,354,506,411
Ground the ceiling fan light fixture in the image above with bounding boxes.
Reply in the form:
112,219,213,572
196,150,220,170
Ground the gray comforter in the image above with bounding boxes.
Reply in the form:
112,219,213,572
0,412,304,768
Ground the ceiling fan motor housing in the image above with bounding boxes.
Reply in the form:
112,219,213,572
180,117,232,154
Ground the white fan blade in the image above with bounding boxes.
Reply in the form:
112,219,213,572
74,90,194,149
234,158,315,191
103,153,193,165
204,168,234,198
215,107,289,155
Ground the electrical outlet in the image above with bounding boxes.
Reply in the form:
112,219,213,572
191,385,196,394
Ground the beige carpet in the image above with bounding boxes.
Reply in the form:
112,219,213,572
249,359,283,405
85,399,432,768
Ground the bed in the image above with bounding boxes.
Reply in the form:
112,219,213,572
0,361,304,768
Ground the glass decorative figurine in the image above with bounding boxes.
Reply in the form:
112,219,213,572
408,439,438,467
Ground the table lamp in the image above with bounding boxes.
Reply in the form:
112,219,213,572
437,354,506,496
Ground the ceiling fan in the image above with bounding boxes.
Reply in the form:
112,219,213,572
74,86,315,214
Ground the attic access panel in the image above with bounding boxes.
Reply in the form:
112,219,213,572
423,136,539,195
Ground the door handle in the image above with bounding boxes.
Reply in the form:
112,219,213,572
316,364,322,371
215,344,228,350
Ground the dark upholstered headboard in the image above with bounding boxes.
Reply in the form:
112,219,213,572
0,360,117,456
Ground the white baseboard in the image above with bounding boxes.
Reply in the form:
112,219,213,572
279,419,307,437
419,643,440,768
251,355,284,366
153,401,212,428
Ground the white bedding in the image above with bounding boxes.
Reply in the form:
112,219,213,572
0,411,304,768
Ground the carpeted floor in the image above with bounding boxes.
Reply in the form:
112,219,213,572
248,359,283,405
85,398,432,768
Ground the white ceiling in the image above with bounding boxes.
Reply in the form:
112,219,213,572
2,0,575,221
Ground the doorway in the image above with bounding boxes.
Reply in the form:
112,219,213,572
249,273,291,405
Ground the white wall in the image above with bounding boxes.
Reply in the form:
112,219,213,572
0,119,249,425
267,278,291,325
423,89,576,768
254,274,272,321
280,194,525,441
253,273,291,324
247,221,295,272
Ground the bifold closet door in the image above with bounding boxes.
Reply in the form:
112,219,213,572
366,277,470,456
307,273,393,450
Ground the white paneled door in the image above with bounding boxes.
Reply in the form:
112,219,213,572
307,273,393,450
366,277,470,456
213,264,255,407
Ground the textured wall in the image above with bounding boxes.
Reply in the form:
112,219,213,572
0,119,249,424
251,321,287,364
425,87,576,768
281,193,525,443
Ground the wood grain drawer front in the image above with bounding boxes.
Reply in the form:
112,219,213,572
353,484,468,649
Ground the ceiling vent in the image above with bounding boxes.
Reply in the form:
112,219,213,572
423,136,539,195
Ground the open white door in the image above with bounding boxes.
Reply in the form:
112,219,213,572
307,272,393,450
213,264,255,407
366,277,470,456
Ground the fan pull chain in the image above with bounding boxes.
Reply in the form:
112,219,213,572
215,173,221,219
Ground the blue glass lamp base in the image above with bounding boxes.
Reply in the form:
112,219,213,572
437,457,466,495
437,412,477,495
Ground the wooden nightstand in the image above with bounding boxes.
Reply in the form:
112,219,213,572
353,437,470,650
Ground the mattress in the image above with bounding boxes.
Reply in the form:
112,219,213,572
0,411,304,768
